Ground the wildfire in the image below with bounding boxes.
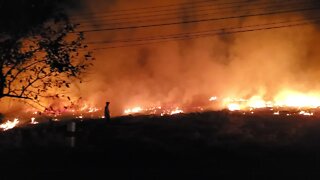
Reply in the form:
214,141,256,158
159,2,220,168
0,118,19,131
247,96,270,109
76,115,83,119
42,102,101,116
121,90,320,117
299,111,314,116
170,108,184,115
274,111,280,115
30,117,38,124
124,107,143,114
274,91,320,108
218,90,320,112
88,107,99,113
209,96,217,101
124,106,183,116
227,103,241,111
79,104,100,113
1,88,320,133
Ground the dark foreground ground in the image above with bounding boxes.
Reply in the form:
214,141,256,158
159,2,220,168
2,111,320,179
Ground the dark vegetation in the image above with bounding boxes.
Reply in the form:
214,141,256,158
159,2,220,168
1,111,320,179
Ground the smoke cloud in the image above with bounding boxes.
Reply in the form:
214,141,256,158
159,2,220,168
2,0,320,117
63,0,320,116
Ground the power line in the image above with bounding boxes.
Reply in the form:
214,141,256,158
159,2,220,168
76,0,317,28
72,0,252,21
73,0,318,26
75,0,290,25
74,0,314,24
70,0,220,18
75,6,320,33
85,18,319,50
85,16,320,45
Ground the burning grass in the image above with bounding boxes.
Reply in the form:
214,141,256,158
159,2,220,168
0,118,19,131
2,89,320,132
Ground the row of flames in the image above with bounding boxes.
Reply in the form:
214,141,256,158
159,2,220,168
215,91,320,111
0,103,101,131
1,90,320,131
123,90,320,116
123,106,184,116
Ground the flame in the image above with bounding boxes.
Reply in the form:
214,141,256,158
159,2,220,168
0,118,19,131
247,96,267,109
274,91,320,108
1,88,319,132
124,107,143,114
88,107,99,113
220,90,320,111
123,106,183,116
299,111,314,116
79,104,100,113
80,104,88,111
30,117,38,124
169,108,183,115
227,103,241,111
209,96,217,101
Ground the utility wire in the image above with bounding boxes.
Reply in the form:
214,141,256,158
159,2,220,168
75,0,296,25
85,18,319,50
72,0,252,21
85,16,320,45
75,6,320,33
74,0,314,24
71,0,318,24
76,0,317,28
72,0,317,21
70,0,222,18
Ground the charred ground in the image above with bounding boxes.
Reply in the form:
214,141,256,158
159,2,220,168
1,111,320,179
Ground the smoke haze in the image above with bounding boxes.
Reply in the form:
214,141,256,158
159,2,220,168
65,0,320,115
2,0,320,116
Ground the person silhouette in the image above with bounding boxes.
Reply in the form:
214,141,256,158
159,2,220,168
104,101,110,121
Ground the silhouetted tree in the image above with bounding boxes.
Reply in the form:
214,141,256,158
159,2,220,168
0,0,92,107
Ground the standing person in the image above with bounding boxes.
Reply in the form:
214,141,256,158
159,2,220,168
104,101,111,121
